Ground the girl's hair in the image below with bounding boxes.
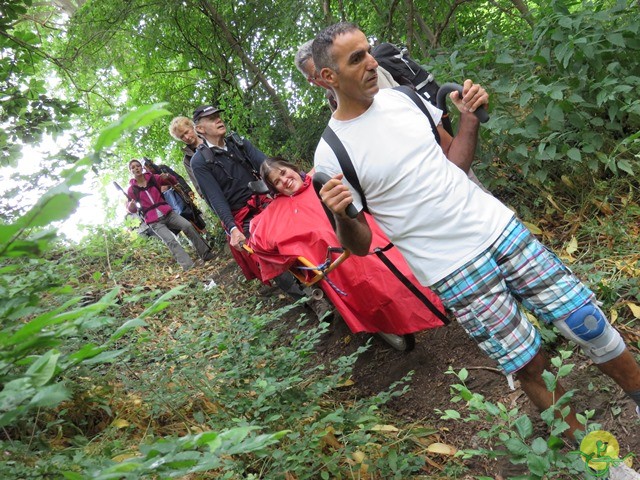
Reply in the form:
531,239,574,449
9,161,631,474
260,157,302,192
143,159,160,173
128,159,142,170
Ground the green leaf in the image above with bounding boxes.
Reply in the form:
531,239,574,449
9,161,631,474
514,415,533,439
110,318,148,342
138,286,185,318
531,437,548,455
547,435,564,450
29,383,70,407
82,348,127,365
541,370,556,392
27,350,60,386
94,103,171,151
20,189,80,228
527,452,550,476
496,53,514,64
617,159,634,175
67,343,105,363
503,438,529,456
557,363,574,377
566,148,581,162
442,409,461,419
607,33,626,47
62,472,86,480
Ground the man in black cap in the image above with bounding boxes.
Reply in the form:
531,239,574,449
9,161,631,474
189,105,272,284
189,105,333,319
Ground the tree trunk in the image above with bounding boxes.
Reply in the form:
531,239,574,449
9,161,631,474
405,0,414,51
198,0,295,135
404,0,436,50
509,0,534,27
322,0,333,23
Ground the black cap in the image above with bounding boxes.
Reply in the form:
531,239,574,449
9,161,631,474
193,105,223,123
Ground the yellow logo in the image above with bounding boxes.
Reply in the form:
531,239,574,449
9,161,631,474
580,430,634,477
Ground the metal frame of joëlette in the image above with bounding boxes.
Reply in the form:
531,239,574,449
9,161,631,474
243,245,350,287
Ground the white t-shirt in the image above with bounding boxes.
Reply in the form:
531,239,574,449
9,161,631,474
314,88,514,285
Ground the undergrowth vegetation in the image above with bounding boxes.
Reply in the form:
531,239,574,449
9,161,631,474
2,172,639,478
2,1,640,472
0,224,442,479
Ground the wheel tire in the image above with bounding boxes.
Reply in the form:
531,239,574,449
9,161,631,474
376,332,416,352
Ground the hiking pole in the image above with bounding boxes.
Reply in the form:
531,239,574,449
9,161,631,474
113,181,158,240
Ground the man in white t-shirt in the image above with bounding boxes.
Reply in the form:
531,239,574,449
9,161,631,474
312,21,640,441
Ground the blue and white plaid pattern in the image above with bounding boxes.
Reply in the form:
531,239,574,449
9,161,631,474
432,216,595,374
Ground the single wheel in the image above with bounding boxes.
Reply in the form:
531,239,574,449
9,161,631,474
376,332,416,352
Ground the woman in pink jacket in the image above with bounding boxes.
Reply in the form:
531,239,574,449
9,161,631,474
126,159,213,271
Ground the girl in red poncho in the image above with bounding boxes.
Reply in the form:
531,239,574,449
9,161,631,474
247,157,445,335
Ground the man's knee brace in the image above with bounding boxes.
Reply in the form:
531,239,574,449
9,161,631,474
553,303,625,364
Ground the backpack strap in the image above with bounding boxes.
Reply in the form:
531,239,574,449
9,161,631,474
319,89,449,325
393,85,441,144
321,86,441,213
196,135,260,180
132,175,168,215
321,125,369,214
373,244,449,325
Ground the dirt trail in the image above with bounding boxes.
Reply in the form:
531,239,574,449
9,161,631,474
200,252,640,477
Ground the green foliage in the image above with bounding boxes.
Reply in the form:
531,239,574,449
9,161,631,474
438,351,606,479
100,293,423,478
0,105,174,456
449,0,639,188
63,427,291,479
0,0,82,167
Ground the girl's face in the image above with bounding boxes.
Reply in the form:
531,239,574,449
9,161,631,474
267,167,303,196
129,161,143,176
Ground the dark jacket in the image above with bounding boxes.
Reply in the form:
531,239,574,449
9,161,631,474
182,145,203,198
190,134,266,233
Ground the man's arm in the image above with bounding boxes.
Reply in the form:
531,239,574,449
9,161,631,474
242,139,267,170
319,174,372,256
438,79,488,173
183,154,204,198
191,155,234,229
156,173,176,186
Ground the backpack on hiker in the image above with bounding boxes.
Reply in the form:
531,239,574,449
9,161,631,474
372,42,453,136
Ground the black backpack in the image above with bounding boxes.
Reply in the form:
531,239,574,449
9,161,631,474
372,43,453,136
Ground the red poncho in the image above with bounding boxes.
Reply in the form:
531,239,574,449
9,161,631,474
248,176,445,334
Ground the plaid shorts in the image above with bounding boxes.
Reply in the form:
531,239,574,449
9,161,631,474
431,216,595,374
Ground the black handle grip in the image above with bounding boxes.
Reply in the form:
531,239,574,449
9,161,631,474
312,172,359,219
436,82,490,123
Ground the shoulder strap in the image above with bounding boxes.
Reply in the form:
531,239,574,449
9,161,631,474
373,244,450,324
319,97,449,325
135,175,168,215
393,85,440,144
321,125,369,213
227,134,260,179
197,138,260,180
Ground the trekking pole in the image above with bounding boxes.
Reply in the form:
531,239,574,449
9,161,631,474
113,181,158,239
436,83,490,126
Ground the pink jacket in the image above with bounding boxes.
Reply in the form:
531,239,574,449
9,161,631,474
127,173,176,223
